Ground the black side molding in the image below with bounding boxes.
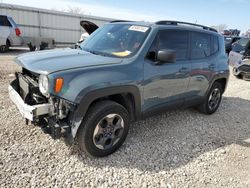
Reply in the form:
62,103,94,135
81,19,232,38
72,85,142,124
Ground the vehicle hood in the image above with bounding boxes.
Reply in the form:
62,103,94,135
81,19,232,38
15,48,122,75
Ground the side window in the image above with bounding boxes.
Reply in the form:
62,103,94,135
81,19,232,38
0,16,11,27
212,36,219,54
191,32,211,59
148,30,189,61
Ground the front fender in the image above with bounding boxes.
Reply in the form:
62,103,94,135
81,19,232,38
70,85,141,137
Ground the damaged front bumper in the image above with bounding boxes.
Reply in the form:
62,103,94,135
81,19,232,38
9,79,73,140
9,82,52,121
233,58,250,80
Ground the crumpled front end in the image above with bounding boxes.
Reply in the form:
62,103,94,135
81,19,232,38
9,69,75,139
233,58,250,80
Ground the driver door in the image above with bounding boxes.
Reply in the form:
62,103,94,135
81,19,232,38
142,29,191,114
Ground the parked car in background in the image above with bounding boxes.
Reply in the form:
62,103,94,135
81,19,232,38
0,14,23,52
222,29,241,36
75,20,99,48
0,14,55,52
9,20,229,157
229,37,250,66
77,20,129,45
78,20,99,43
232,40,250,80
224,36,241,54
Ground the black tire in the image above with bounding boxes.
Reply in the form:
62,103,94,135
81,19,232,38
235,75,242,80
28,43,36,51
76,100,130,157
242,75,250,81
0,45,6,53
197,82,223,114
0,40,10,53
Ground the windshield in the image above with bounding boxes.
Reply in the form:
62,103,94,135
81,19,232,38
80,24,150,58
238,38,250,47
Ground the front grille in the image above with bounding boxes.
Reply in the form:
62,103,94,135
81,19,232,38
22,68,39,82
238,65,250,72
17,71,47,105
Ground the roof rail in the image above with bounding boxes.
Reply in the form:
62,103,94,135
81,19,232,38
155,20,217,33
110,20,133,23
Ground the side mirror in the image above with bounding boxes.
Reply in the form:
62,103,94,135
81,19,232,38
156,49,176,65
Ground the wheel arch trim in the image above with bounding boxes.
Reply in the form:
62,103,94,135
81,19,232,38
70,85,141,138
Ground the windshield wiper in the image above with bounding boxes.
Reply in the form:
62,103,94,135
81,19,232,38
83,49,112,57
83,48,98,55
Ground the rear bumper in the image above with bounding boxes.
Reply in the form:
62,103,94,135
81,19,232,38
9,36,24,46
9,81,52,121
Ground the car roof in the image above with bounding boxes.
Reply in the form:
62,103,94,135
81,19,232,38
109,20,219,35
110,21,153,27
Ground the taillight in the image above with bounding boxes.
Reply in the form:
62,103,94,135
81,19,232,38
15,28,21,36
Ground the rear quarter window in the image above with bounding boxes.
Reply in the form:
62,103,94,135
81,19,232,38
212,35,219,55
0,16,12,27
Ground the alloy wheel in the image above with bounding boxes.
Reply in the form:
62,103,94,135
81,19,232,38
93,114,124,150
208,88,221,111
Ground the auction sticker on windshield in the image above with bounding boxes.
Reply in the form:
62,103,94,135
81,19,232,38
129,25,149,32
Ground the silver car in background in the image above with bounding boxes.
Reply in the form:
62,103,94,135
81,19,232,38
228,37,250,66
0,14,23,52
229,38,250,80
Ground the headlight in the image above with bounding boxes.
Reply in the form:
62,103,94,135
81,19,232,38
39,75,49,96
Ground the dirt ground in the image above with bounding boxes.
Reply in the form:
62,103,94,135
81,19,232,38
0,49,250,188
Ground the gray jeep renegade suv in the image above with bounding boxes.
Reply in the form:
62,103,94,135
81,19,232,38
9,20,229,157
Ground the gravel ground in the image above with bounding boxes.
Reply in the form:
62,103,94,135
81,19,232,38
0,51,250,188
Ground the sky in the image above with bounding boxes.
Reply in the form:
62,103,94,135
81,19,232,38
3,0,250,32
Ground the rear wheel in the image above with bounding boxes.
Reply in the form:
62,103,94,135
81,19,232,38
0,40,10,53
76,100,130,157
197,82,223,114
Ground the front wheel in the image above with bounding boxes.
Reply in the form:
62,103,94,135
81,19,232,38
197,82,223,114
76,100,130,157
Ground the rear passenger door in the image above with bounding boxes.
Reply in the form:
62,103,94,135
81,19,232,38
143,29,191,113
187,32,219,101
